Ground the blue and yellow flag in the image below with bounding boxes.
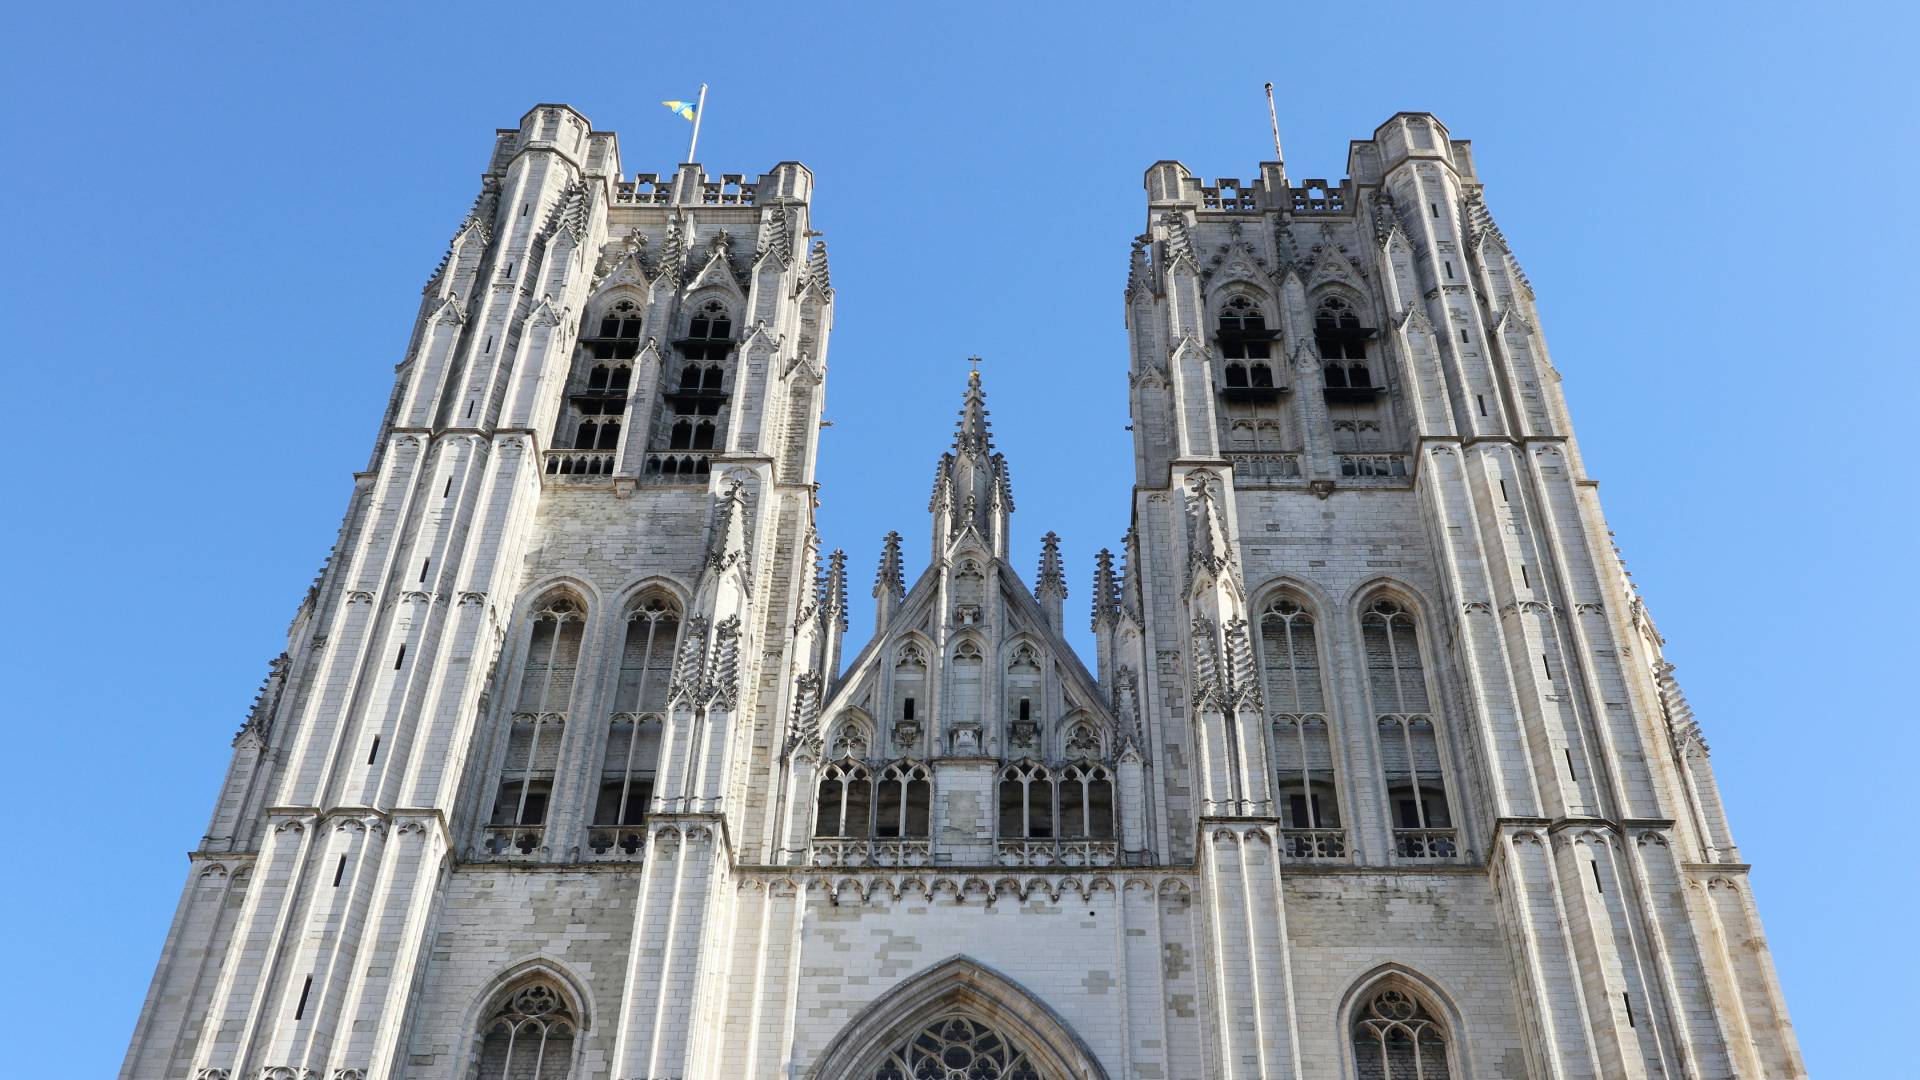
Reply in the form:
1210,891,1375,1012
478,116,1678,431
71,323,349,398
662,99,696,121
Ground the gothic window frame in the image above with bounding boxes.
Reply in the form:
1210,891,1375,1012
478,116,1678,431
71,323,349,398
890,638,931,745
463,966,590,1080
485,585,590,855
1355,588,1462,861
1003,638,1045,752
814,757,875,839
1338,970,1467,1080
587,295,645,359
1254,587,1349,854
591,588,682,854
1057,759,1116,840
997,759,1055,840
872,759,933,839
1214,292,1278,365
1314,292,1383,397
806,956,1110,1080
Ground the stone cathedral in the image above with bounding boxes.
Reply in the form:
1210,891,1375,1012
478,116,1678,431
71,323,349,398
122,104,1805,1080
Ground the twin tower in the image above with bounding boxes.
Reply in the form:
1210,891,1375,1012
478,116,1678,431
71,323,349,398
123,104,1803,1080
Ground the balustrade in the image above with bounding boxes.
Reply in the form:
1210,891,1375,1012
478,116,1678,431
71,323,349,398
994,838,1119,868
809,838,932,868
1394,828,1458,859
1280,828,1348,860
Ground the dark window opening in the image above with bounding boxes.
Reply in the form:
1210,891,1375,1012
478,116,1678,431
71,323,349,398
593,779,653,827
1590,858,1605,894
1216,296,1273,360
903,697,916,721
1225,362,1248,388
293,975,312,1020
333,855,348,887
393,645,406,670
1018,698,1031,722
366,736,380,765
1478,394,1489,418
1314,297,1378,404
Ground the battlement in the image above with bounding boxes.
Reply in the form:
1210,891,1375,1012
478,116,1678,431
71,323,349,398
1147,161,1354,215
484,104,814,205
1146,113,1477,213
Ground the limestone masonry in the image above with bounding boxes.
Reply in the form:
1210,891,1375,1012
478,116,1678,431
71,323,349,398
121,104,1804,1079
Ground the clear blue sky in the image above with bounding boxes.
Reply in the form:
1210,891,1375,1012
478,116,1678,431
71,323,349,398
2,2,1912,1075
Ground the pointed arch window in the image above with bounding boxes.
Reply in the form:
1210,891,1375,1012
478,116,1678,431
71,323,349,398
676,299,735,362
589,298,643,359
1350,987,1451,1080
815,759,874,839
591,594,679,857
475,980,577,1080
997,761,1054,839
873,760,933,839
1217,295,1281,404
487,593,582,856
1363,598,1457,859
1316,297,1381,401
1258,595,1344,858
1218,295,1274,360
869,1015,1043,1080
1058,761,1115,840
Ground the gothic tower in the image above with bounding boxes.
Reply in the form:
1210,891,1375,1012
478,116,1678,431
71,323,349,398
122,106,1802,1080
1117,113,1803,1078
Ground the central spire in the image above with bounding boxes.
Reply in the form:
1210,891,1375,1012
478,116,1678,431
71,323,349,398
952,366,995,459
929,366,1013,559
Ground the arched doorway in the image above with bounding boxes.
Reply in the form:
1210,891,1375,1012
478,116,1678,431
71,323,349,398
807,956,1109,1080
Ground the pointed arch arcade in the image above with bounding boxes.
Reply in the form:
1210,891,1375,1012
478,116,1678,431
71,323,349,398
807,956,1109,1080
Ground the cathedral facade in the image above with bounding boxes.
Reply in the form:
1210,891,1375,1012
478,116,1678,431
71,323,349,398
121,104,1804,1080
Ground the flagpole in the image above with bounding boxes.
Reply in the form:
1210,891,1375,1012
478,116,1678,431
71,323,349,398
686,83,708,163
1264,82,1284,163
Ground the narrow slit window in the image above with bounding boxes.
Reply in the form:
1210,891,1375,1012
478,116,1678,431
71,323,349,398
333,855,348,887
294,975,312,1020
366,735,381,765
1460,328,1469,342
1477,394,1488,417
1623,992,1636,1027
1519,565,1530,588
442,477,453,498
1541,653,1553,680
1429,202,1439,217
1590,859,1605,894
1444,261,1454,278
903,697,915,721
1564,747,1577,780
1498,478,1508,501
393,644,407,670
418,558,430,583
